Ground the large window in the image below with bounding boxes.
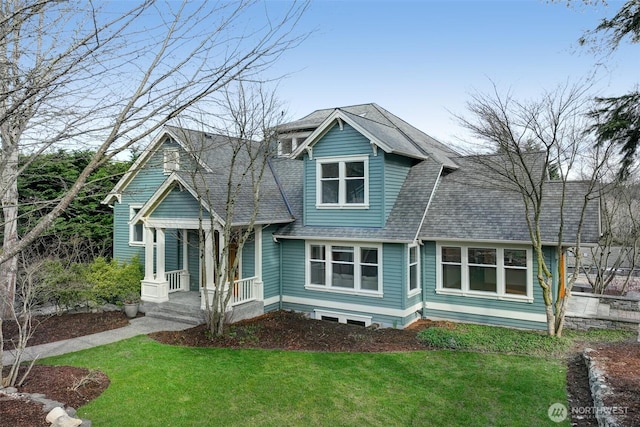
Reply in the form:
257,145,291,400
129,205,144,245
316,156,369,207
307,242,381,295
437,244,532,301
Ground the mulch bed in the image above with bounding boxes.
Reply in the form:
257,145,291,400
1,309,638,426
2,311,129,347
150,310,430,352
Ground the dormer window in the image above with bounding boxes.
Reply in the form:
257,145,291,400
316,155,369,208
277,136,306,156
163,148,179,174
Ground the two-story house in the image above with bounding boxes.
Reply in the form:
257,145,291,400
103,103,600,329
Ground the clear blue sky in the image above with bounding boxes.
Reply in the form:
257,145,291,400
265,0,639,146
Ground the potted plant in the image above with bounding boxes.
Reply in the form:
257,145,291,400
122,291,141,318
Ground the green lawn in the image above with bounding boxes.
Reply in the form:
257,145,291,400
44,336,569,427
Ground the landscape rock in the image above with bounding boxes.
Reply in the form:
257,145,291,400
46,406,83,427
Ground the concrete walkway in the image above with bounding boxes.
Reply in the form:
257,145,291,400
2,316,195,366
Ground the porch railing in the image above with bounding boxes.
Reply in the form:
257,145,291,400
230,276,257,306
201,276,260,309
166,269,189,293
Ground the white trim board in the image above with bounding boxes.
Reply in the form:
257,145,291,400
424,301,547,323
281,295,422,319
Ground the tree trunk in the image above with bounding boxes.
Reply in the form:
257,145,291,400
0,147,18,320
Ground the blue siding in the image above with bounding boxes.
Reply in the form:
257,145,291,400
151,188,203,219
242,235,255,278
262,225,281,302
278,239,411,327
114,139,189,264
383,154,413,221
304,123,384,227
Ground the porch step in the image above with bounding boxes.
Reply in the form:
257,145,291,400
142,297,205,326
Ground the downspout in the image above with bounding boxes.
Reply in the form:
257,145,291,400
279,240,283,310
413,165,444,318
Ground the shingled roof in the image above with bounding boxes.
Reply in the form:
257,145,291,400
166,127,294,225
281,103,459,168
418,156,601,245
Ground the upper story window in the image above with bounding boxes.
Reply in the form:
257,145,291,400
163,148,180,174
316,155,369,208
436,243,532,302
129,205,144,246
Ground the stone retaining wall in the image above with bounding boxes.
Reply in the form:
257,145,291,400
566,293,640,332
564,316,639,332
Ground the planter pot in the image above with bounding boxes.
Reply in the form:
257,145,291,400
123,303,139,318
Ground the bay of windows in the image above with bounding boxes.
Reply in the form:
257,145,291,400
437,244,531,301
307,242,381,294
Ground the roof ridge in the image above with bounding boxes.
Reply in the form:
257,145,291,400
338,108,396,129
369,104,430,157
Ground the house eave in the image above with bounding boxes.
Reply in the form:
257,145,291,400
421,236,599,247
290,109,427,161
272,233,414,244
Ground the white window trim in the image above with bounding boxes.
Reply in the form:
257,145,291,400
277,137,299,156
163,148,180,174
129,205,145,246
435,243,533,303
305,241,383,297
313,309,372,327
408,244,421,297
315,155,369,209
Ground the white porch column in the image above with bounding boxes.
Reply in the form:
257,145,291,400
143,226,155,280
156,227,166,282
201,230,215,309
180,229,190,291
182,229,189,271
254,225,264,301
141,226,169,303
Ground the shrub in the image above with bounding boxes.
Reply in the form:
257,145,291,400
417,326,473,350
417,323,571,356
40,260,93,311
87,256,143,305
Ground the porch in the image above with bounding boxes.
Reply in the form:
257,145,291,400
142,275,265,325
137,224,265,316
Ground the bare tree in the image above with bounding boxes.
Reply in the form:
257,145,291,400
177,81,283,336
582,175,640,294
456,82,613,336
0,0,308,319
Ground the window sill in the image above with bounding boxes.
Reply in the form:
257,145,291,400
435,288,533,303
408,288,421,298
315,204,369,210
129,241,145,247
305,284,383,298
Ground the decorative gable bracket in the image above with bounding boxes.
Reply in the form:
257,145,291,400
305,146,313,160
370,141,378,156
